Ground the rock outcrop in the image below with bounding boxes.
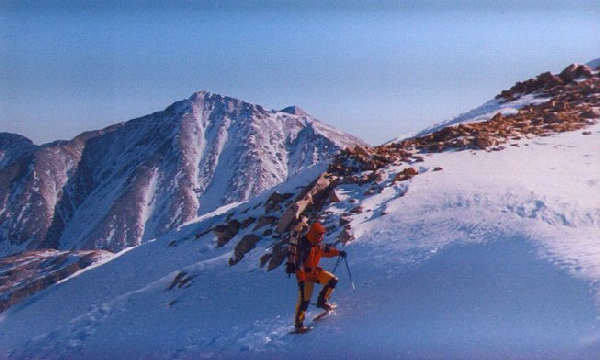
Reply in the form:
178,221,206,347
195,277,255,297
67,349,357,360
0,250,109,312
234,60,600,274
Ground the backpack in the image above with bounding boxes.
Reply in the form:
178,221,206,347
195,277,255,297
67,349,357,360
285,223,309,276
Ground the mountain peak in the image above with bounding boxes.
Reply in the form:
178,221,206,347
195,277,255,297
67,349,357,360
280,105,308,116
0,132,34,147
0,90,364,257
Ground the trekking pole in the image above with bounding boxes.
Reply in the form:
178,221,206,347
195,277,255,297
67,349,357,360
344,256,356,291
332,256,342,274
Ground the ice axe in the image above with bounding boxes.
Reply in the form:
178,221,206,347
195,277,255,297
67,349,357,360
332,254,356,291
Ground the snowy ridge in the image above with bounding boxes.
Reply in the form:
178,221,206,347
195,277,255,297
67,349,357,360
386,56,600,145
386,93,550,144
586,58,600,71
414,94,550,137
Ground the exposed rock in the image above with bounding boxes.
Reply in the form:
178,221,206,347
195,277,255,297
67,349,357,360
167,271,194,290
276,172,332,233
253,215,278,231
349,206,363,214
490,112,504,122
229,234,262,265
339,216,351,226
337,227,355,245
260,253,272,268
214,219,241,247
267,241,288,271
538,71,564,89
264,192,294,213
474,135,497,149
543,113,562,124
328,189,341,202
394,167,419,182
263,229,273,236
354,145,371,157
240,217,256,229
0,250,107,312
580,109,600,119
559,64,593,83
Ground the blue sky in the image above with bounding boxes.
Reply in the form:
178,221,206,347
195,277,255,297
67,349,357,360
1,1,598,145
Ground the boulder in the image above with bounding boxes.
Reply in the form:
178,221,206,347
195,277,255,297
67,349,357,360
559,64,593,83
264,192,293,213
263,228,273,237
580,109,600,119
229,234,261,265
167,271,189,290
394,167,418,182
260,253,272,268
537,71,564,89
214,219,241,247
474,135,497,149
552,101,570,112
339,216,351,226
337,227,355,244
559,64,578,83
349,206,363,214
352,145,371,158
543,113,562,124
253,215,278,230
267,241,288,271
240,217,256,229
276,172,332,233
490,112,504,122
328,189,341,202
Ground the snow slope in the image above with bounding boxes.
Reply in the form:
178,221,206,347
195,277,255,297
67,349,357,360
1,119,599,359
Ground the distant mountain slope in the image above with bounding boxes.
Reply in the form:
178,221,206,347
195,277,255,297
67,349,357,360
0,91,363,256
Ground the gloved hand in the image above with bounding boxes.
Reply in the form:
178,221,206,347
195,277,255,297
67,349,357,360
339,250,347,258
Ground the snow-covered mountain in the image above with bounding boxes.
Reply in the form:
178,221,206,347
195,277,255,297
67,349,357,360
1,59,599,359
0,91,363,256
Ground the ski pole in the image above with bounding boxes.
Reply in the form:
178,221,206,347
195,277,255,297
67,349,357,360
344,256,356,291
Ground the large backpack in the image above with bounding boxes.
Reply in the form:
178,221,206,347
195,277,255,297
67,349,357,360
285,222,309,276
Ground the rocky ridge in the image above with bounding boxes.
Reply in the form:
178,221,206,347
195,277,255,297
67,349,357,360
183,61,599,275
0,249,111,312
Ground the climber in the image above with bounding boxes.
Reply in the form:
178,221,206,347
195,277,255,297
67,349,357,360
293,222,346,333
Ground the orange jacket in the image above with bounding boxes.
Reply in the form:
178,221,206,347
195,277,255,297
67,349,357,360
296,238,340,282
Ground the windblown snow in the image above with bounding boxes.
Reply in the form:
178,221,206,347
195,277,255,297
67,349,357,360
1,118,598,359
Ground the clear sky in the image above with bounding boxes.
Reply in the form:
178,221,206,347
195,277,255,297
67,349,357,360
1,1,599,145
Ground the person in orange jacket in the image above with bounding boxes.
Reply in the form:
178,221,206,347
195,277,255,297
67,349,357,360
294,222,346,333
